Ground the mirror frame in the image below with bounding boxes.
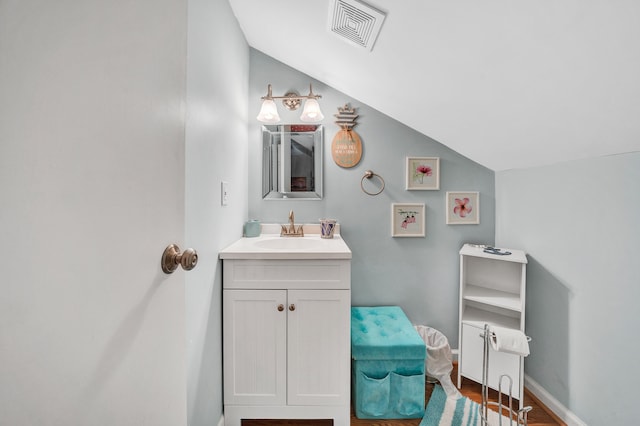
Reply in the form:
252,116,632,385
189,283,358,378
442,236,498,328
262,124,323,200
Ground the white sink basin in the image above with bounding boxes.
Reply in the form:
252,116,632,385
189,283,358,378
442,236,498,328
219,231,352,260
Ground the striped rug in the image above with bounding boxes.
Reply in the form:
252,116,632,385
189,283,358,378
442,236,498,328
420,385,517,426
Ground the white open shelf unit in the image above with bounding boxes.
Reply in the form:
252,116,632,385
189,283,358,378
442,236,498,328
457,243,528,405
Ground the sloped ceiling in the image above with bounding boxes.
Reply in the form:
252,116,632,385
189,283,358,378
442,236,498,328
229,0,640,171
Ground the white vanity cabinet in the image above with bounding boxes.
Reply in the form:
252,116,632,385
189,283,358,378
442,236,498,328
220,245,351,426
457,244,527,404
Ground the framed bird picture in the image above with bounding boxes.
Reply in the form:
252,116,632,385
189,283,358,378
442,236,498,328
391,203,425,237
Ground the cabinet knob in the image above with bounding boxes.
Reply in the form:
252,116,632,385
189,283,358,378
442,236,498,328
277,304,285,312
289,304,296,311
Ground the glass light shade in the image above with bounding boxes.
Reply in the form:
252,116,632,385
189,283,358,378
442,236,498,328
257,99,281,123
300,99,324,122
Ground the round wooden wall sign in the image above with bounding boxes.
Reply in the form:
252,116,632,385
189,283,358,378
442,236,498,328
331,129,362,168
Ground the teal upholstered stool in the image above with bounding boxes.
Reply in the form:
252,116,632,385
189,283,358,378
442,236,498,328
351,306,426,419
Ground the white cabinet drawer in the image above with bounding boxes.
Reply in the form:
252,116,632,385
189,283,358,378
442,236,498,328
223,259,350,290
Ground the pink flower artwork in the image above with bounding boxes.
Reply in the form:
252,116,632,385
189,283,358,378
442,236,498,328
454,198,473,218
416,165,432,176
415,165,432,183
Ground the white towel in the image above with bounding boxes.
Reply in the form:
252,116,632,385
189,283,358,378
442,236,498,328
489,326,530,357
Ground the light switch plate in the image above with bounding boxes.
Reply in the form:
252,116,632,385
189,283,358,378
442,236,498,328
221,181,229,206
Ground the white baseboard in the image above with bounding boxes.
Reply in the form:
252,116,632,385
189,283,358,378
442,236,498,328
451,348,459,362
524,374,586,426
217,415,224,426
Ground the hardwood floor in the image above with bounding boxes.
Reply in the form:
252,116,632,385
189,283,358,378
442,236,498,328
242,365,564,426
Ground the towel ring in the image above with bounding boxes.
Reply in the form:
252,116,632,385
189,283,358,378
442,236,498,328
360,170,385,196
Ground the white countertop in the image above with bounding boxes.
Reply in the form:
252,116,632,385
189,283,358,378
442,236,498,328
219,225,352,260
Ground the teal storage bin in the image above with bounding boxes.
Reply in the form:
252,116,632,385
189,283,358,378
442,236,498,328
351,306,426,419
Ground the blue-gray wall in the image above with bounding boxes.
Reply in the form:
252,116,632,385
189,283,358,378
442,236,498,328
185,1,249,425
496,152,640,425
249,49,495,344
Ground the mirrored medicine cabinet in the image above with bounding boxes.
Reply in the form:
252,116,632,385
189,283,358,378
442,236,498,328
262,124,323,200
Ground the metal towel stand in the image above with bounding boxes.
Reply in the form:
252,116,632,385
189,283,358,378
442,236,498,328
480,324,533,426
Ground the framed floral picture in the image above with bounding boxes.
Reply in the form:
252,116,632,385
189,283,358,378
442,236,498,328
446,192,479,225
391,203,426,237
406,157,440,190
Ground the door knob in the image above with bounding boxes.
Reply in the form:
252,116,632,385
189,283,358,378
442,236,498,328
289,304,296,311
161,244,198,274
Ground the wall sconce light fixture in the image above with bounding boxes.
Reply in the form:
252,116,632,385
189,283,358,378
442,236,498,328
257,83,324,123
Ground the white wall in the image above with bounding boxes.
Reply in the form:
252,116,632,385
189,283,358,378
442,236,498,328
249,50,495,344
496,152,640,425
184,1,249,425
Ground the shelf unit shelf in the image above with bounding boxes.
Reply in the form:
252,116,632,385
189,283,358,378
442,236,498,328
461,305,520,330
462,284,522,312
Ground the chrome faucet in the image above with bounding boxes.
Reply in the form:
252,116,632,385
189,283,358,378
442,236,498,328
281,210,304,237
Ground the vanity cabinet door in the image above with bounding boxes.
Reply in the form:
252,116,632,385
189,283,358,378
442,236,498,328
223,289,287,406
287,289,350,406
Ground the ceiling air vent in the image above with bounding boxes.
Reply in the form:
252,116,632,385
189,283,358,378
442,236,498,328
329,0,386,51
